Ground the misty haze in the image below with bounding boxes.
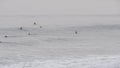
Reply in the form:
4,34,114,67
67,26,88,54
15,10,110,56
0,0,120,68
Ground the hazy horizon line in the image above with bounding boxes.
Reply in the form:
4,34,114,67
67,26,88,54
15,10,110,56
0,14,120,17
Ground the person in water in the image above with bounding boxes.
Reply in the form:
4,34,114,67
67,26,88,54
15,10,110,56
40,26,42,28
75,31,78,34
28,32,31,35
4,35,8,38
19,27,23,30
34,22,37,25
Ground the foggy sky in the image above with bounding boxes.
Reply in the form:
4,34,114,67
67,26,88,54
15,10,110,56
0,0,119,15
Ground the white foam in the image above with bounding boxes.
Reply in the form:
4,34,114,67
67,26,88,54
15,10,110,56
1,56,120,68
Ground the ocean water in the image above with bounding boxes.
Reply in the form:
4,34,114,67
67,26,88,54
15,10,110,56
0,15,120,68
0,15,120,28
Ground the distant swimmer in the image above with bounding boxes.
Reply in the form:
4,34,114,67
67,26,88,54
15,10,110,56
40,26,42,28
75,31,78,34
4,35,8,38
19,27,23,30
28,32,31,35
0,41,2,43
34,22,37,25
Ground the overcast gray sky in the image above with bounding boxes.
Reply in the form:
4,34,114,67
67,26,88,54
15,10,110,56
0,0,119,15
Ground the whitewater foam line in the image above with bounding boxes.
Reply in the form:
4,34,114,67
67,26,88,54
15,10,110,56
1,56,120,68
